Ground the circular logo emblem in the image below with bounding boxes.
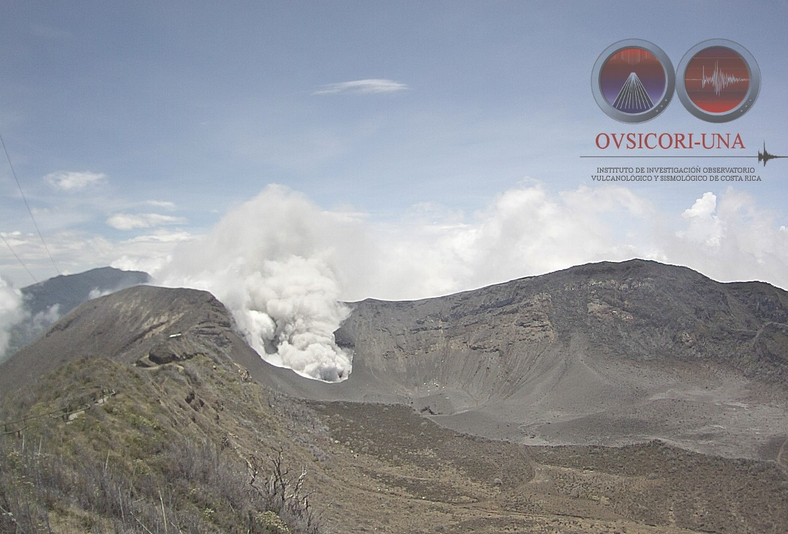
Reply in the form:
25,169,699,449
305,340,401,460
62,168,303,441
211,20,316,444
592,39,675,123
676,39,760,122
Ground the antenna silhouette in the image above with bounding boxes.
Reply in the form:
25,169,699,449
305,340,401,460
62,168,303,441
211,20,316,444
758,142,787,166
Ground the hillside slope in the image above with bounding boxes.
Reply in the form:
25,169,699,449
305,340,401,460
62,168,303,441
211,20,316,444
1,269,787,533
335,259,788,458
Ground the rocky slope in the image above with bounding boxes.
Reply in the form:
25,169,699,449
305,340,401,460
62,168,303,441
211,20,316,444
334,259,788,458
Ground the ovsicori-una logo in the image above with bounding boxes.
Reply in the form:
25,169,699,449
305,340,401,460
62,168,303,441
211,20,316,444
592,39,759,123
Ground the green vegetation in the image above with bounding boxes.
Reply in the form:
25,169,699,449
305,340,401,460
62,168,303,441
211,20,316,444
0,356,322,534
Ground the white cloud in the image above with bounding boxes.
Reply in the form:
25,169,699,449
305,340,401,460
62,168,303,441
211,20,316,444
313,78,409,95
663,189,788,286
0,277,26,361
13,304,61,347
0,228,192,287
106,213,187,230
107,230,195,275
126,230,194,244
88,288,110,300
45,171,106,191
144,200,177,210
364,184,653,297
678,192,724,247
111,255,171,277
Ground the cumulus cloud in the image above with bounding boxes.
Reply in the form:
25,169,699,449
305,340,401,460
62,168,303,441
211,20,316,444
313,78,409,95
662,189,788,287
0,278,26,361
45,171,106,191
0,228,193,288
343,184,654,299
678,192,724,247
106,213,187,230
111,255,171,279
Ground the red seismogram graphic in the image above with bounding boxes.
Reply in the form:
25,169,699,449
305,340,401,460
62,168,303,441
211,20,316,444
684,46,750,113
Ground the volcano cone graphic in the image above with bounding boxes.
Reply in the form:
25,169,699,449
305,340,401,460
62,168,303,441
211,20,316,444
612,72,654,113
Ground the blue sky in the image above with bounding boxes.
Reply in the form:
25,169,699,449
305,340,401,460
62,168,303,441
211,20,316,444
2,0,788,293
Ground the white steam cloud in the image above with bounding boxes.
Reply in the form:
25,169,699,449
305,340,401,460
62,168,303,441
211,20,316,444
157,186,367,382
0,278,26,361
146,183,788,383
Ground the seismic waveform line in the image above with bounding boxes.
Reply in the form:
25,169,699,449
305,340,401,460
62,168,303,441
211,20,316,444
612,72,654,113
696,61,748,96
581,142,786,167
758,142,787,166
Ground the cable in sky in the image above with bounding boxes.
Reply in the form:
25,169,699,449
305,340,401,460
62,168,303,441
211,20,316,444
0,232,37,284
0,132,60,277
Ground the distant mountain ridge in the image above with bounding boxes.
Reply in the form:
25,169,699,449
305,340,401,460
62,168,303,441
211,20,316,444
337,259,788,392
4,266,150,358
21,266,150,314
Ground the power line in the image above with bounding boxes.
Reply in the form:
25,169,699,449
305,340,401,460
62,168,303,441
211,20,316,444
0,232,37,284
0,132,60,276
